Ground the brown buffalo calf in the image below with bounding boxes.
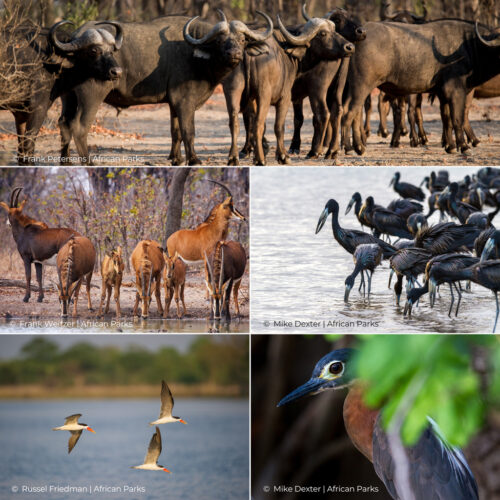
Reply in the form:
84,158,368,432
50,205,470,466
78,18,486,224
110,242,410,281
163,252,187,319
98,246,124,318
131,240,164,318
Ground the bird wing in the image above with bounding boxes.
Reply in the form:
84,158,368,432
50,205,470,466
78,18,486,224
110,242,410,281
68,430,82,454
373,416,478,500
64,414,82,425
144,427,162,465
159,380,174,419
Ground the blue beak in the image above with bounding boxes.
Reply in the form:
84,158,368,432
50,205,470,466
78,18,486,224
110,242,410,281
277,378,325,407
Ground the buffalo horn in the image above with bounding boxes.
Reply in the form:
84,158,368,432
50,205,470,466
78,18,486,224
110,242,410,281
96,21,124,49
49,20,78,52
277,15,327,46
233,11,273,41
475,21,500,48
183,9,229,46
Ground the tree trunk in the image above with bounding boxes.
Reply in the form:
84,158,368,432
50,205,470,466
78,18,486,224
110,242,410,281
164,168,191,247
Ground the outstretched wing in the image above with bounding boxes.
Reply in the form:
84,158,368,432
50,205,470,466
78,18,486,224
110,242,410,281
64,414,82,425
159,380,174,419
144,427,162,465
68,430,82,454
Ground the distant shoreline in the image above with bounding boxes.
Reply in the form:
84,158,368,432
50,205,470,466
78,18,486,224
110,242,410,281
0,383,247,399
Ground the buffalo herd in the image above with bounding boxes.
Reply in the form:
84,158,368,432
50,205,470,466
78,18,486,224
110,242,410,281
2,4,500,165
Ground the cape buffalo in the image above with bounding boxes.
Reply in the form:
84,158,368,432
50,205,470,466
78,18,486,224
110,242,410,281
341,19,500,156
57,11,273,165
1,20,123,164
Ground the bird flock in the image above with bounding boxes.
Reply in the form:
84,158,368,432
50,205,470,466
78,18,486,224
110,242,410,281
52,380,186,472
316,167,500,332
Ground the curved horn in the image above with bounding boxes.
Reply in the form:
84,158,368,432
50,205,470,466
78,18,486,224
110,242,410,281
302,3,311,21
183,9,229,46
475,21,500,48
96,21,123,49
10,187,23,208
324,7,344,19
205,179,233,198
49,20,78,52
277,15,326,46
14,187,23,208
234,11,273,41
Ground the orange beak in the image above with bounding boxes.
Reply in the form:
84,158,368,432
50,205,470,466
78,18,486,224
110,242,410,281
179,419,187,424
163,468,171,474
87,427,96,433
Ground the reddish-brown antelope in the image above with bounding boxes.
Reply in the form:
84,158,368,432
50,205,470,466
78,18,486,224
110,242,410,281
163,251,187,319
131,240,164,319
1,187,80,303
56,236,96,317
166,180,246,264
98,246,124,318
204,240,246,321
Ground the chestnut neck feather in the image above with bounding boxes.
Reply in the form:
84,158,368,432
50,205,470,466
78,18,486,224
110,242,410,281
342,384,379,462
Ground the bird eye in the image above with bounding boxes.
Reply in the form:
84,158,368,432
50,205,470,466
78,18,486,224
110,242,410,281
329,362,343,375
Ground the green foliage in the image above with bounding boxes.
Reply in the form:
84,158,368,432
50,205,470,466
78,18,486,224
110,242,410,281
0,337,249,393
64,0,98,26
354,335,498,447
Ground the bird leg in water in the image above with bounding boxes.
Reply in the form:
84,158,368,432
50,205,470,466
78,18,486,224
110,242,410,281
448,283,455,318
454,282,462,317
359,272,365,294
367,271,373,297
493,291,499,333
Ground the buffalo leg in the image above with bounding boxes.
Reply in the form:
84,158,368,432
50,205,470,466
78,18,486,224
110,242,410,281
289,99,304,155
440,100,455,153
364,95,372,137
377,92,390,137
223,71,244,165
168,107,183,165
308,96,329,159
59,92,78,161
463,90,480,147
253,95,271,165
240,106,253,158
173,103,201,165
14,112,28,164
34,262,44,302
415,93,428,145
448,92,469,153
407,95,419,147
275,96,291,164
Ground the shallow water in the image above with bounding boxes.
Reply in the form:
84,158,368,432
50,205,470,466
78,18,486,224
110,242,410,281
0,318,249,334
251,166,496,333
0,398,248,500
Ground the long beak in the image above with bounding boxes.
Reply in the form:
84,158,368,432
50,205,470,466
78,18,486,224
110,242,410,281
87,427,96,433
480,238,494,262
419,179,425,187
345,198,354,215
344,284,352,303
315,207,329,234
163,468,172,474
389,177,394,187
277,377,325,407
179,419,187,424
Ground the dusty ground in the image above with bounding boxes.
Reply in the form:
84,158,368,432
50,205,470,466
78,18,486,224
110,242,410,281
0,259,249,333
0,88,499,166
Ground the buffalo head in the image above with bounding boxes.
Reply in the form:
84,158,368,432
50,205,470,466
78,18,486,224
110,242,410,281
183,10,273,67
277,14,354,61
49,20,123,81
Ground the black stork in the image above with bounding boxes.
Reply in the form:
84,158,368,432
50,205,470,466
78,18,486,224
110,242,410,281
360,197,413,240
386,198,423,219
277,348,479,500
389,172,425,201
441,182,479,224
345,192,381,231
407,213,428,236
344,243,383,302
316,199,396,259
414,222,480,255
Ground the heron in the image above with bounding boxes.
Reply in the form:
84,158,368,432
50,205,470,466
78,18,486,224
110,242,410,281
389,172,425,201
277,348,479,500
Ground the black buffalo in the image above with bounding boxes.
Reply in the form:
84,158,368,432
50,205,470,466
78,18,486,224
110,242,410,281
341,19,500,156
57,11,273,165
1,20,123,164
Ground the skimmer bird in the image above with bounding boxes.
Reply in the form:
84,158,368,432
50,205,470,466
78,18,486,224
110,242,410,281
52,413,96,454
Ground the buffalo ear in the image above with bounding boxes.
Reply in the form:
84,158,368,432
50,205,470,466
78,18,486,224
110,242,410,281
284,45,308,59
193,48,211,59
246,43,269,56
0,202,9,212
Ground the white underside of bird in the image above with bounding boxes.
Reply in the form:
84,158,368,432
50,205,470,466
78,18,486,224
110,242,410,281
52,413,95,453
149,380,187,426
131,426,171,474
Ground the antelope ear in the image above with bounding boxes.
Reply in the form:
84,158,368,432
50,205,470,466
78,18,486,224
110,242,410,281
0,202,9,212
18,199,27,210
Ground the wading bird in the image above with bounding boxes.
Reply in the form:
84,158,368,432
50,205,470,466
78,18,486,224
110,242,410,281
131,427,171,473
316,199,396,258
277,348,478,500
344,244,383,302
52,413,96,454
149,380,187,426
389,172,425,201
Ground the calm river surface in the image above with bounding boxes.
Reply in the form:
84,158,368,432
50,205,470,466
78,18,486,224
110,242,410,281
251,166,495,333
0,399,248,500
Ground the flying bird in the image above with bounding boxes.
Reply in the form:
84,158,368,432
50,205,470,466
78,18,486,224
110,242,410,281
131,426,171,473
52,413,96,454
149,380,187,425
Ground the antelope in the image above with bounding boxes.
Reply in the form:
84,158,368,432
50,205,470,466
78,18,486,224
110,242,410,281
56,236,96,317
166,180,246,264
1,187,80,303
204,240,246,321
98,246,124,318
163,251,187,319
131,240,164,318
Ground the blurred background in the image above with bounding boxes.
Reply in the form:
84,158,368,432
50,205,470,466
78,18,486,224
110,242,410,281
252,335,500,499
0,334,249,500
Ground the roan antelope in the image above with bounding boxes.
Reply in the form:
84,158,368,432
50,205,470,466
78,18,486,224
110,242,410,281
131,240,164,319
163,251,187,319
1,187,80,303
98,246,124,318
204,240,246,321
56,236,96,317
166,180,246,264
